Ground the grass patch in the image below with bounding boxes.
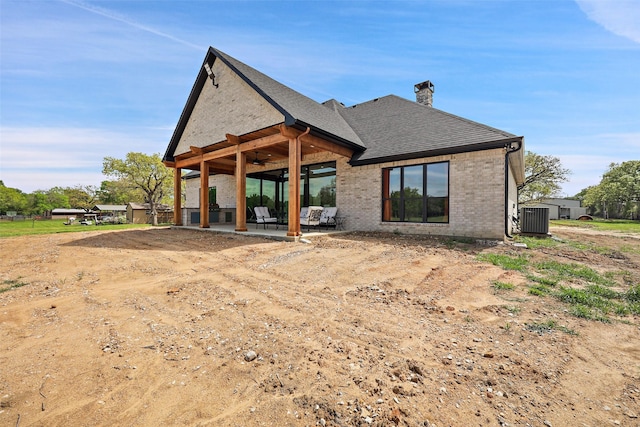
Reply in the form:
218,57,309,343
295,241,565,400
585,284,619,299
492,281,515,291
0,218,152,237
627,302,640,315
527,275,558,287
568,304,610,322
525,319,577,335
477,246,638,322
556,286,609,307
477,253,529,272
514,235,559,249
0,278,28,293
533,260,612,286
528,283,552,296
626,284,640,303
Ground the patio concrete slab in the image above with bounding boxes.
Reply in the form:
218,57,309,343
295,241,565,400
170,224,346,242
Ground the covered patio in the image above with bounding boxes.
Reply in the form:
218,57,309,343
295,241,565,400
166,124,355,237
171,222,348,242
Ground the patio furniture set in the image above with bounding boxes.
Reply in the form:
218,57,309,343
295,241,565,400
253,206,343,231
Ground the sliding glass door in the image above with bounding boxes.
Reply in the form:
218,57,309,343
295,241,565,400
246,161,336,222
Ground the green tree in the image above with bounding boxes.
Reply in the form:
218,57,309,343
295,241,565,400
63,185,99,210
519,151,571,204
102,152,173,225
583,161,640,219
0,181,28,214
26,188,70,215
97,180,143,205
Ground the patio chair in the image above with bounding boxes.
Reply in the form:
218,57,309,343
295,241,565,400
300,206,323,231
254,206,278,229
319,207,338,229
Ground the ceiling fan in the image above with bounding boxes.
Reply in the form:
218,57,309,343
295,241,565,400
251,151,271,165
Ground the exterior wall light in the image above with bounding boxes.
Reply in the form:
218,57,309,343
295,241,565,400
204,63,218,88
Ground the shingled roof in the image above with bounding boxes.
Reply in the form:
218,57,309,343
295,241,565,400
165,47,521,166
333,95,521,165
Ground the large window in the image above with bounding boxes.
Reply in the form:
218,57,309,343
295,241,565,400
308,163,336,207
382,162,449,223
246,161,336,221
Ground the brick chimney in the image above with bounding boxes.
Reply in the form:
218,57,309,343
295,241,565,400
414,80,434,107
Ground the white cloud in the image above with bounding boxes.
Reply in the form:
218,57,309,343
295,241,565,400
575,0,640,43
557,154,610,194
537,131,640,196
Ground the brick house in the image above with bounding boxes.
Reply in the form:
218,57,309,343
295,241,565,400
163,47,524,240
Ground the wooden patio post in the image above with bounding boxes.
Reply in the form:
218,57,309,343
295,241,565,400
235,148,247,232
287,136,302,236
173,167,182,225
199,161,210,228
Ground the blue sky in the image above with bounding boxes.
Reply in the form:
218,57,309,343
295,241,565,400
1,0,638,196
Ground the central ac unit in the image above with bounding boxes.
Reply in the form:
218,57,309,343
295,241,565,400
520,207,549,235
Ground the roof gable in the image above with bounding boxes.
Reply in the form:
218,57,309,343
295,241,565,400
172,53,285,158
164,47,364,163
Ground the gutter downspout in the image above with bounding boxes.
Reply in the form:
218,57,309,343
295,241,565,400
504,138,523,238
297,126,311,142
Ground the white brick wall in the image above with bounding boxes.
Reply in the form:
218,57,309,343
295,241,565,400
175,60,283,157
338,148,507,240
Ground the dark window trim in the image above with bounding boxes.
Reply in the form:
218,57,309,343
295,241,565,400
381,161,450,224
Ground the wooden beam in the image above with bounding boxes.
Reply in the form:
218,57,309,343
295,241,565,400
235,148,247,232
176,156,201,169
225,133,240,145
281,124,355,158
209,170,232,176
239,133,288,153
190,146,205,155
209,165,235,175
287,136,302,237
177,144,238,168
300,133,355,158
199,161,209,228
202,145,239,162
173,167,182,225
265,145,290,157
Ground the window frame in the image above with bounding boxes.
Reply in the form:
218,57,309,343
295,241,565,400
246,161,337,220
381,161,450,223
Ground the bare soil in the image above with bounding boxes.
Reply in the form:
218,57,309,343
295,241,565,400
1,226,639,427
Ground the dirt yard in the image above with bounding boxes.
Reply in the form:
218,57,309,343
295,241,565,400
1,226,638,427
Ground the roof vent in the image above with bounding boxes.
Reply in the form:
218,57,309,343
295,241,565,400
414,80,434,107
